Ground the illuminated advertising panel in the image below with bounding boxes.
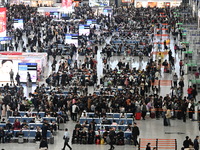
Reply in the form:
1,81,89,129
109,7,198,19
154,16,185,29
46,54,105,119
0,8,6,37
62,0,72,8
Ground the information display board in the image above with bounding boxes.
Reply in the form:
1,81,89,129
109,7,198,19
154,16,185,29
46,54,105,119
18,63,37,82
50,12,59,18
65,34,78,47
79,25,90,36
86,19,97,25
103,7,112,16
14,19,24,29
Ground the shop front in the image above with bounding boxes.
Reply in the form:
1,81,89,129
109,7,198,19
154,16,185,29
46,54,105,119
134,0,181,8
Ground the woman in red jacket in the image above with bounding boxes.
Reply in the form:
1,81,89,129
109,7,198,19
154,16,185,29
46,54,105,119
13,119,21,130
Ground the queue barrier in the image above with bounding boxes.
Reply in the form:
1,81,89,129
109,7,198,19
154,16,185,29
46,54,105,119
138,138,177,150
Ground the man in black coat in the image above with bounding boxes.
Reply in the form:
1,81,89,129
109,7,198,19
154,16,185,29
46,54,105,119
132,122,140,146
183,136,190,149
194,136,199,150
109,127,116,150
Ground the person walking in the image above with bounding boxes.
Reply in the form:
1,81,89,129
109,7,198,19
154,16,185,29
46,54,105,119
39,138,48,150
194,136,199,150
15,73,20,85
108,127,116,150
62,128,72,150
132,122,140,146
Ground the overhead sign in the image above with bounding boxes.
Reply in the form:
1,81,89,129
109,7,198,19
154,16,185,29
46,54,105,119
14,19,24,29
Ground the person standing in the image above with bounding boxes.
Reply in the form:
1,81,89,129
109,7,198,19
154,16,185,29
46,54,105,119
62,128,72,150
194,136,199,150
109,127,116,150
132,122,140,146
0,93,3,120
71,104,79,121
15,73,20,85
27,72,32,87
173,73,178,87
183,136,190,149
9,69,14,85
165,108,171,126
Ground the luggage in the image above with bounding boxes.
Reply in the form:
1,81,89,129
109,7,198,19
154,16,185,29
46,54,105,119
177,112,182,119
59,123,64,130
100,138,104,144
135,112,141,120
18,136,24,143
150,112,155,118
117,139,124,145
49,136,54,144
96,139,100,144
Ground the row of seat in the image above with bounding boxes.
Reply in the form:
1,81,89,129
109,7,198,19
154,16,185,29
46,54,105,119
82,112,133,118
8,117,56,123
111,40,140,44
17,111,45,117
83,124,131,132
0,123,55,129
2,129,52,140
80,117,133,125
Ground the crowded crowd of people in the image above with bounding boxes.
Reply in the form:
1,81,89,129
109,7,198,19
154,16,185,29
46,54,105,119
0,3,199,150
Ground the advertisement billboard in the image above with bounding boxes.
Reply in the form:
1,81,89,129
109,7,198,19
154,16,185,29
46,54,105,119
62,0,72,8
0,8,6,37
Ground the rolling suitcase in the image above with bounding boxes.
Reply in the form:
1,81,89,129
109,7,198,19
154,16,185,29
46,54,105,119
59,123,64,130
135,112,141,120
150,112,155,118
18,136,24,143
49,136,54,144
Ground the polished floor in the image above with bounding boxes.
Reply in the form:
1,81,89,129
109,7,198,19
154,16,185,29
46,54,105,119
1,25,199,150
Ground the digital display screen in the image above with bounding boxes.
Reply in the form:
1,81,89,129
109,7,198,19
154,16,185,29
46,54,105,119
79,25,90,36
65,34,78,47
50,12,59,18
18,63,37,82
14,19,24,29
0,59,19,82
86,19,97,25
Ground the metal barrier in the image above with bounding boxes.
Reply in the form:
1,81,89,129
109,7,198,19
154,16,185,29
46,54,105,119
139,138,177,150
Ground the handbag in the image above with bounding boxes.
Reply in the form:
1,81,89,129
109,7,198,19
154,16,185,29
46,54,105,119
63,136,69,142
106,136,111,144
